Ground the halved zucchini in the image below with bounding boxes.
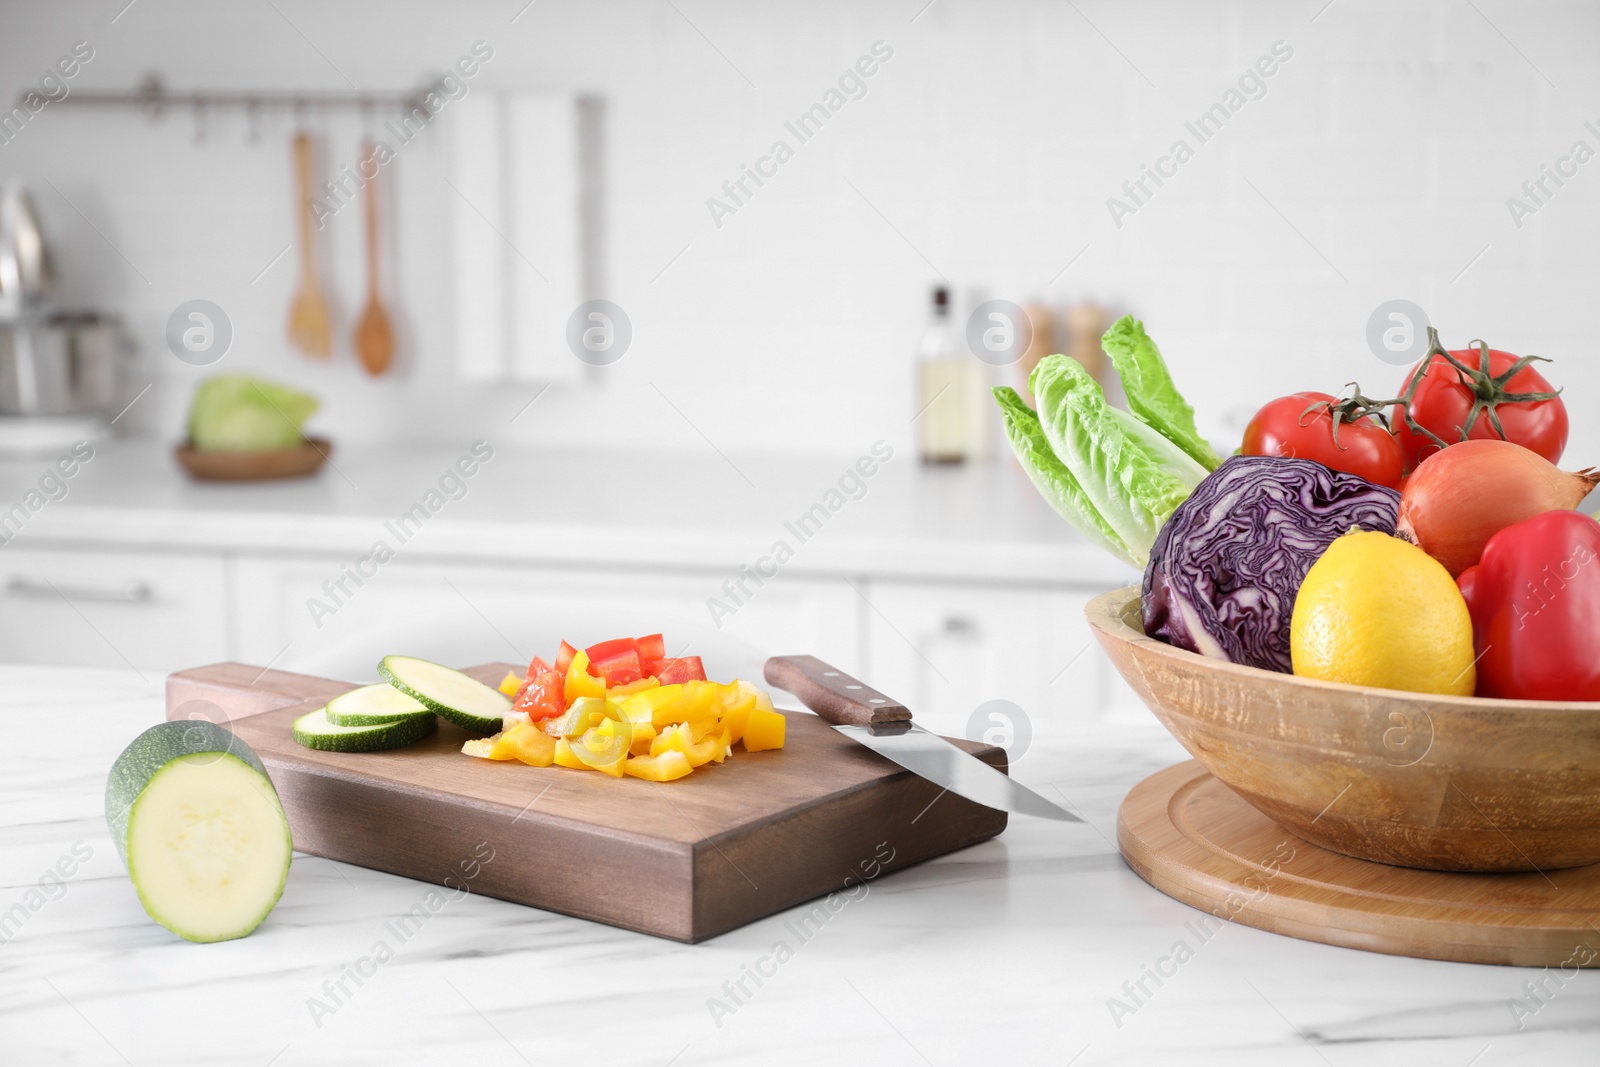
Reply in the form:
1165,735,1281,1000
105,721,292,943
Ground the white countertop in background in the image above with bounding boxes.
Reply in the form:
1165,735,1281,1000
5,667,1595,1066
0,438,1128,584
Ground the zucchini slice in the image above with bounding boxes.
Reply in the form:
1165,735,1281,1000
292,708,438,752
105,721,292,944
324,682,433,727
377,655,509,736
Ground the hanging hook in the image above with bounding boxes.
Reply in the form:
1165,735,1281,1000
192,98,206,144
246,98,261,144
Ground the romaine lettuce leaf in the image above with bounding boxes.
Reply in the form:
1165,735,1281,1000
994,386,1133,565
1028,355,1208,567
1100,314,1221,472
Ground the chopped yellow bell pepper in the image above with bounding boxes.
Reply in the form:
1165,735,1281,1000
491,721,556,766
543,696,615,738
742,708,786,751
708,728,732,763
568,724,631,777
652,722,721,767
564,650,606,705
461,734,502,759
498,671,523,697
553,737,584,770
616,684,685,725
608,677,660,698
718,680,768,744
674,680,717,721
624,750,694,781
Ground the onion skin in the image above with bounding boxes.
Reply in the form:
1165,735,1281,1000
1396,439,1599,576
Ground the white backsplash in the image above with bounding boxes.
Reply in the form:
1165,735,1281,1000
0,0,1596,462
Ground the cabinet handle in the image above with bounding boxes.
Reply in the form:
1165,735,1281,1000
6,577,152,603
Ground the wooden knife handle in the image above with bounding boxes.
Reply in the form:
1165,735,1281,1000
763,655,912,727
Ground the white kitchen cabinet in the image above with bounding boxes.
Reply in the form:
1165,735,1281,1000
0,546,229,674
230,555,861,685
859,579,1114,751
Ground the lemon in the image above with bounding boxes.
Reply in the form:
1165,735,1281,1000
1290,530,1476,696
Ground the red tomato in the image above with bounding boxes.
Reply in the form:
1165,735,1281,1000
553,641,578,676
633,633,665,662
514,668,566,720
1241,392,1404,489
1392,345,1566,472
592,648,642,687
649,657,705,684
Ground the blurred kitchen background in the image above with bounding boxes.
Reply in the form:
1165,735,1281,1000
0,0,1596,748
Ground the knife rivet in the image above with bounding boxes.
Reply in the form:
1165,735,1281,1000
824,671,839,676
869,698,886,703
846,684,862,689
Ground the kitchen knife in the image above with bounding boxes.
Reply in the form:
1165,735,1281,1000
763,655,1080,822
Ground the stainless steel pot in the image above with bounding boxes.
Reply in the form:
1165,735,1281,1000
0,313,125,417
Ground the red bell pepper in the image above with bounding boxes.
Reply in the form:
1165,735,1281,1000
514,663,566,720
1457,509,1600,701
553,641,579,676
591,648,643,687
648,656,706,684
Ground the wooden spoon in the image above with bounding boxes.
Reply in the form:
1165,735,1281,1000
352,140,394,376
286,131,333,360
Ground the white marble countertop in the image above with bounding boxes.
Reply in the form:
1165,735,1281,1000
6,666,1595,1066
0,437,1130,585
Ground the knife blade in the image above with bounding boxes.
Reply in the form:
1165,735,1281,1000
763,655,1080,822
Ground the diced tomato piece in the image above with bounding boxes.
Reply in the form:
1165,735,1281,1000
585,638,638,674
514,668,566,720
650,656,705,684
524,655,551,682
592,648,643,687
553,641,579,676
633,633,665,661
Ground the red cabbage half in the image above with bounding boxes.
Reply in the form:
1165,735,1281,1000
1141,455,1401,673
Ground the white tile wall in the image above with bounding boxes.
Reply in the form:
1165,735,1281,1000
1,0,1597,462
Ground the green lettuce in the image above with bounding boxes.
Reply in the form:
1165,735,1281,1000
188,375,319,452
1100,315,1222,472
995,386,1129,562
993,318,1215,568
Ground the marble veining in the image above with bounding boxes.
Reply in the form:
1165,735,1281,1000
2,666,1596,1065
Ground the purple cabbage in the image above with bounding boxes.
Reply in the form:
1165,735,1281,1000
1141,455,1401,673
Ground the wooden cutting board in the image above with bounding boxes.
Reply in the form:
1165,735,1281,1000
167,662,1008,943
1119,761,1600,968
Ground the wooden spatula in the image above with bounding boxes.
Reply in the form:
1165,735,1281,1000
286,131,332,360
352,139,393,376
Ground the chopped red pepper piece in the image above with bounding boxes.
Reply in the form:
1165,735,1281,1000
648,656,705,684
592,648,643,687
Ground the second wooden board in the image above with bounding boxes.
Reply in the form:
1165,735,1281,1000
1118,761,1600,968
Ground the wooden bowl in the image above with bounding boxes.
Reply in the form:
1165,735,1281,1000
174,437,331,482
1086,585,1600,873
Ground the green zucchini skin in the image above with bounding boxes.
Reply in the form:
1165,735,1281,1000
292,708,439,751
105,720,278,870
377,655,507,736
